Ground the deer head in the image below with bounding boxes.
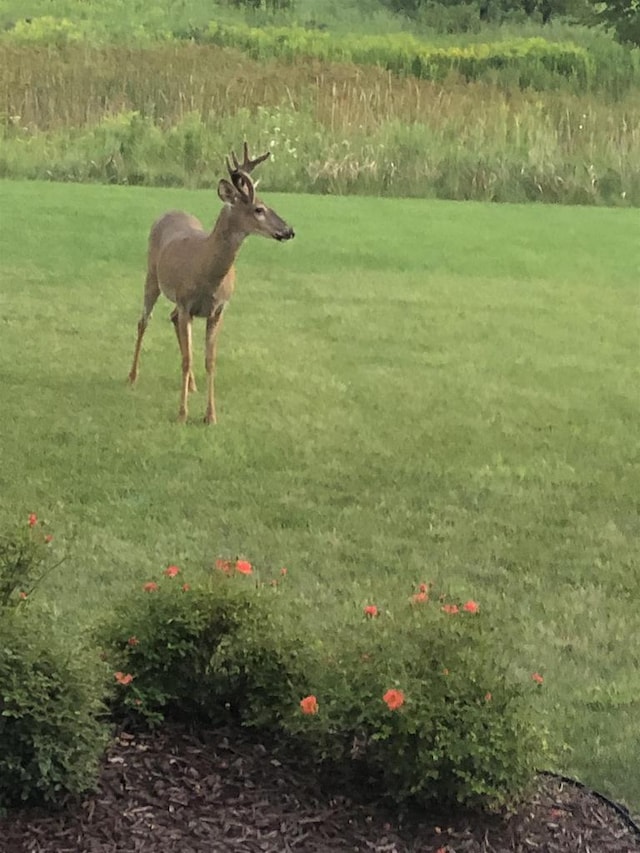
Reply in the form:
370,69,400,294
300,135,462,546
217,142,294,242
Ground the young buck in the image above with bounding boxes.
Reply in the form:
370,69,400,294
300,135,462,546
128,143,294,424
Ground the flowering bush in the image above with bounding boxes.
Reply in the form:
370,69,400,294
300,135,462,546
281,585,548,809
100,564,302,728
102,564,547,810
0,513,59,607
0,516,108,810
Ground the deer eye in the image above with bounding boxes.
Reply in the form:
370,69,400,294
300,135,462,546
254,206,266,216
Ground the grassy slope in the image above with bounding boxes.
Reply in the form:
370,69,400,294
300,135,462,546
0,179,638,811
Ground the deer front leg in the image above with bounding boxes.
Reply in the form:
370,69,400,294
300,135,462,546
170,308,197,392
176,309,194,423
204,306,225,425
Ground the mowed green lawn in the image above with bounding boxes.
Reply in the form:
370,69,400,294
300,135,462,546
0,179,638,812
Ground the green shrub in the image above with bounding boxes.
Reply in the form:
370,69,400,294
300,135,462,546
0,516,108,810
281,586,548,809
101,565,547,810
200,22,591,89
0,512,58,606
100,561,302,728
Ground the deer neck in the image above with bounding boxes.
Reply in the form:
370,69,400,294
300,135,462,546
203,205,248,283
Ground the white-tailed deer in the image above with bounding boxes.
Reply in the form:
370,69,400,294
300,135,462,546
128,142,294,424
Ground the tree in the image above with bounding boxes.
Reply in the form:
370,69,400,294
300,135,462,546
590,0,640,45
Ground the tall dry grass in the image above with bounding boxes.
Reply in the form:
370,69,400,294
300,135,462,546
1,43,639,203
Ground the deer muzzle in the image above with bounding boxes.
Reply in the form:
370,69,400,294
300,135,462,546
274,226,295,242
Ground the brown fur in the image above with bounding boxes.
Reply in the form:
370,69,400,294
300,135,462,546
128,146,294,424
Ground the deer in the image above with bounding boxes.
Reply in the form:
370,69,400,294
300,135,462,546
128,142,294,424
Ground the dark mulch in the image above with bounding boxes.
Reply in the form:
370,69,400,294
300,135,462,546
2,726,639,853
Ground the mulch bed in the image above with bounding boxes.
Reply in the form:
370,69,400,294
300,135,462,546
2,725,639,853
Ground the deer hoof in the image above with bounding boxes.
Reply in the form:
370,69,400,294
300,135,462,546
177,411,187,424
204,411,217,425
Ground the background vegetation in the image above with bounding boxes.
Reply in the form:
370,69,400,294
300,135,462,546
1,0,640,203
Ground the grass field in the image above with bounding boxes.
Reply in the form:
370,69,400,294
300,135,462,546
0,178,639,812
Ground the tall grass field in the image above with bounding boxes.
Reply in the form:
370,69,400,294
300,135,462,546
0,179,638,812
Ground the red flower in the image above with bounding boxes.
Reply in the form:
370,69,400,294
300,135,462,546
19,591,28,600
181,583,191,592
463,600,479,614
44,534,53,544
236,559,252,575
127,636,139,646
114,672,133,686
300,695,319,715
412,591,428,604
163,565,180,578
532,672,544,685
364,605,378,618
383,689,405,711
441,604,459,615
216,559,232,573
142,581,159,592
419,582,429,593
28,513,37,528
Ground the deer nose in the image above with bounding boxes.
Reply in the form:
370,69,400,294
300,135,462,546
276,227,295,241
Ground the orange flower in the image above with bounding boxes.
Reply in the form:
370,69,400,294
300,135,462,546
19,591,28,600
412,592,428,604
532,672,544,685
485,692,492,702
300,695,319,715
364,605,378,617
442,668,450,676
236,559,252,575
216,559,232,573
181,583,191,592
382,689,405,711
419,582,429,593
163,565,180,578
44,534,53,544
28,513,37,528
142,581,159,592
127,636,139,646
463,600,479,614
114,672,133,686
280,567,288,576
441,604,459,615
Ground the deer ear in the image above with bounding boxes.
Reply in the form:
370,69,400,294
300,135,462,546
218,179,238,205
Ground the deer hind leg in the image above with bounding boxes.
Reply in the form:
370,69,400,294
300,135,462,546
176,309,194,423
204,305,225,425
170,308,197,393
129,271,160,384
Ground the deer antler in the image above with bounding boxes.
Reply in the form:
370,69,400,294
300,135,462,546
225,142,269,205
229,170,255,205
228,141,271,175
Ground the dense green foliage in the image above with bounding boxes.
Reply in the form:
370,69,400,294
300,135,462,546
197,23,592,88
101,567,547,809
593,0,640,46
0,521,108,810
